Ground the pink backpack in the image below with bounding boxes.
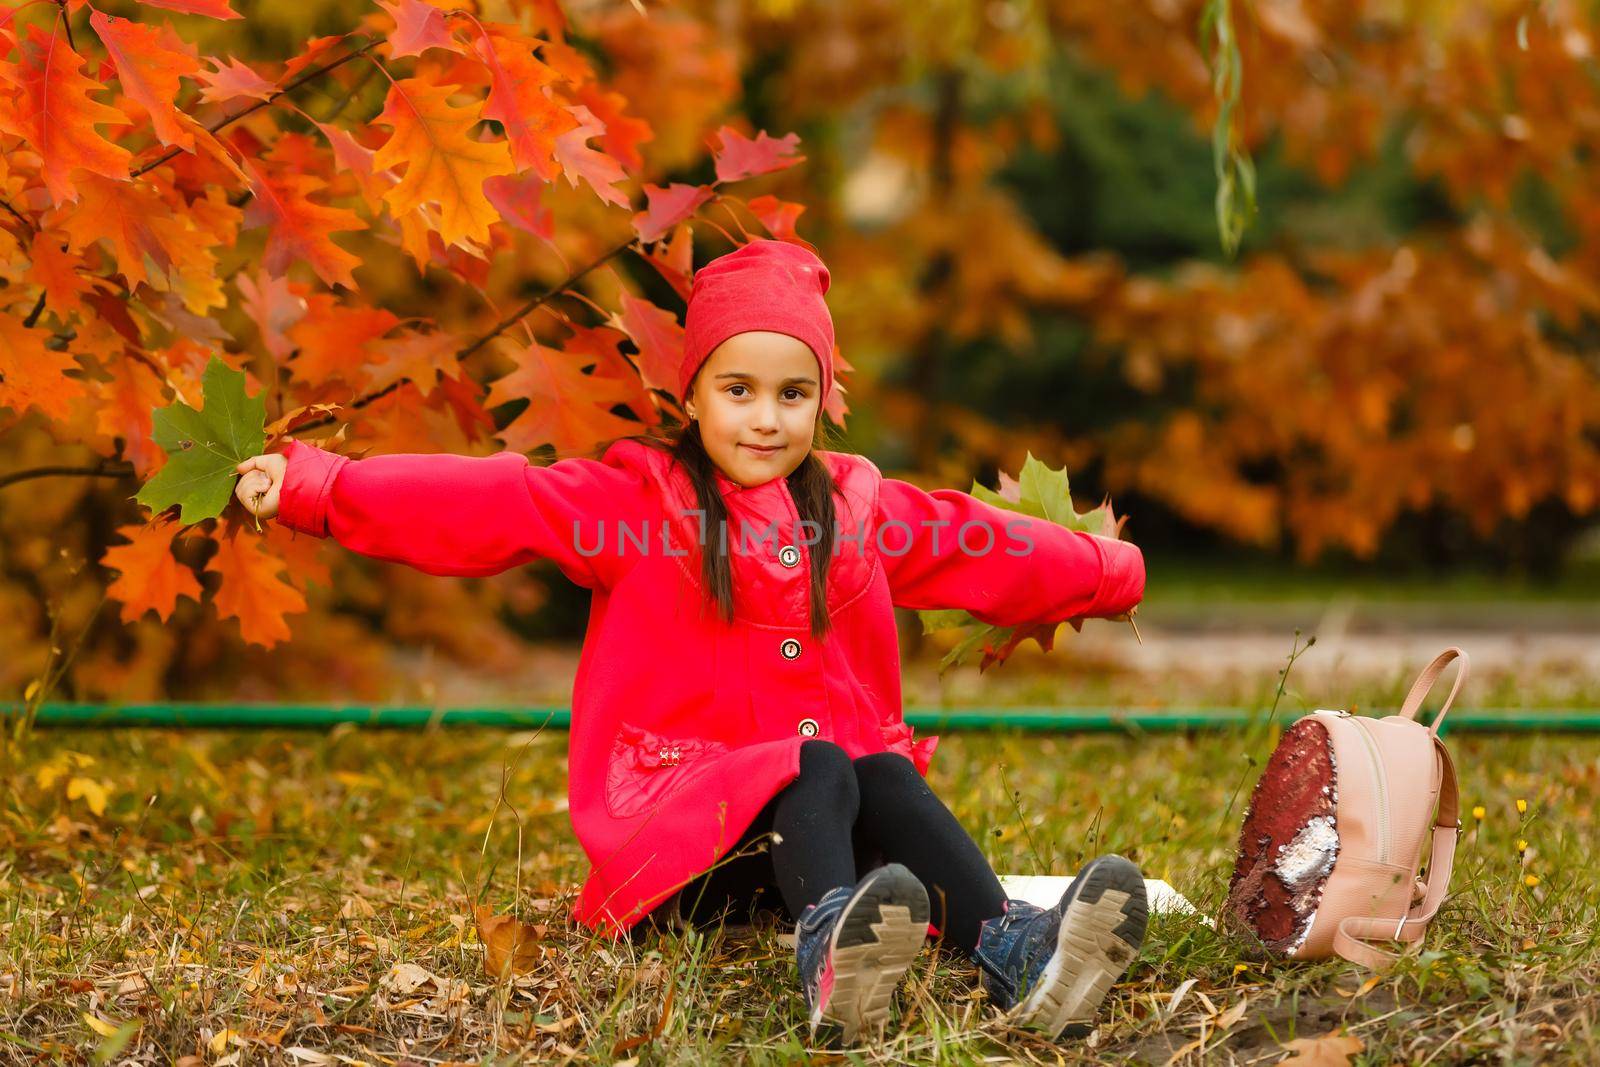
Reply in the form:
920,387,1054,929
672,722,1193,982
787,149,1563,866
1225,648,1468,969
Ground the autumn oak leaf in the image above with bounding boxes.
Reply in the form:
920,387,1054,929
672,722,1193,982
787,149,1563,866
136,356,267,526
573,83,652,173
195,56,276,104
633,183,714,244
380,0,459,58
473,29,573,180
242,158,365,289
553,104,630,208
485,339,642,455
205,525,307,648
0,23,133,204
101,518,204,624
710,126,804,184
90,11,201,150
610,291,684,397
372,77,514,250
745,193,806,243
0,310,85,421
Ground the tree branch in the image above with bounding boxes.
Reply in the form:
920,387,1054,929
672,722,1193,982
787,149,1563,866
0,197,34,233
294,236,639,433
131,36,384,179
5,221,653,487
0,461,135,492
21,291,47,329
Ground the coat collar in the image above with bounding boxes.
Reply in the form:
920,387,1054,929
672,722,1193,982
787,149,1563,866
713,465,783,499
600,437,782,501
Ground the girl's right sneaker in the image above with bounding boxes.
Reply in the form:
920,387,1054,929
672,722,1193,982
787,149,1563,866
972,853,1149,1040
794,862,930,1044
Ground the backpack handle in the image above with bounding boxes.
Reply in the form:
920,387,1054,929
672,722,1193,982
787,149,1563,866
1398,647,1470,736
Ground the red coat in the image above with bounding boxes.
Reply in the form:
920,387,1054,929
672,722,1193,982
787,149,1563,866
274,436,1144,934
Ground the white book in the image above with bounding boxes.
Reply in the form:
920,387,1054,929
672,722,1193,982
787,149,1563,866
998,874,1209,925
775,873,1209,946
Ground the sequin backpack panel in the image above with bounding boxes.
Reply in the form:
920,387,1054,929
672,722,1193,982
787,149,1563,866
1224,648,1467,970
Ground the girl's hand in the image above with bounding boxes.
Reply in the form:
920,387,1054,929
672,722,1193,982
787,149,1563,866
235,453,287,522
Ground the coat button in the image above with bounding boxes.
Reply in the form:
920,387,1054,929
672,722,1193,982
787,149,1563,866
780,637,802,660
778,544,801,568
798,718,820,738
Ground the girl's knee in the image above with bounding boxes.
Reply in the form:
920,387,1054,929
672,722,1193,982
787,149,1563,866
798,739,857,791
854,751,924,791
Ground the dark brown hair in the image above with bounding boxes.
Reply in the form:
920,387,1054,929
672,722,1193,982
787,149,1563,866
611,411,844,639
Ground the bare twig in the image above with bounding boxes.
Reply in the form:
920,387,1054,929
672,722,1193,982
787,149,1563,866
131,37,384,179
0,461,136,492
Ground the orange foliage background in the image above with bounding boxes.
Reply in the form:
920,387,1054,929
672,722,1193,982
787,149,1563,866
2,0,1597,702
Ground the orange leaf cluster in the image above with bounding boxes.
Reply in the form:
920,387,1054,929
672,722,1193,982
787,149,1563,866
0,0,820,678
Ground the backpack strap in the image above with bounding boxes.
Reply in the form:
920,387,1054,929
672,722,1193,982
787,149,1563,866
1398,647,1470,736
1331,737,1460,969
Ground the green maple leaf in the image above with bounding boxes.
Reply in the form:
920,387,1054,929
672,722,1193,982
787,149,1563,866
136,356,266,526
917,452,1134,675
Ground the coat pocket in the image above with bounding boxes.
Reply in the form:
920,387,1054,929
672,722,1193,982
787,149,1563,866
604,721,731,820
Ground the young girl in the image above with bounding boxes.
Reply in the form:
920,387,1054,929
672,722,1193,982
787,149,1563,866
234,239,1149,1046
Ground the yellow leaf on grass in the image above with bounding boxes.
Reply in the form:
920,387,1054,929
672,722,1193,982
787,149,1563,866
83,1012,120,1037
66,776,109,815
1280,1030,1364,1066
474,904,543,978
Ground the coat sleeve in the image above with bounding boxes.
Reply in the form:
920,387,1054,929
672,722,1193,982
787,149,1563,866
873,476,1145,628
272,437,652,590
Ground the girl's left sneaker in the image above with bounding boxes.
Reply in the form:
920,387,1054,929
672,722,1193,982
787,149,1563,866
972,854,1148,1040
795,862,930,1044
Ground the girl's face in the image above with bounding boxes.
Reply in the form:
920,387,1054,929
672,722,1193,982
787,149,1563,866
685,330,822,487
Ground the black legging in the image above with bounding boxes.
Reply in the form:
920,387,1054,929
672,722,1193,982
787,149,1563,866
670,740,1008,953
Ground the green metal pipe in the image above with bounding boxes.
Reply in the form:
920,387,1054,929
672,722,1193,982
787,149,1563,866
8,703,1600,733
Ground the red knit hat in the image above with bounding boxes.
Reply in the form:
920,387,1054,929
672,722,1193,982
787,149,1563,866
679,239,834,405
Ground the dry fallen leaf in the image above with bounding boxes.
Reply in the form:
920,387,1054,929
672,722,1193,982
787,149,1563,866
340,895,376,919
474,903,543,978
382,962,439,996
1214,996,1249,1030
83,1012,129,1037
1280,1030,1365,1066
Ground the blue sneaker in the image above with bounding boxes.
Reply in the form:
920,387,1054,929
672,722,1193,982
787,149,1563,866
972,854,1148,1040
795,862,930,1044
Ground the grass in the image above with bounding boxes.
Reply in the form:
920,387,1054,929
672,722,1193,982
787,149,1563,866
3,684,1597,1064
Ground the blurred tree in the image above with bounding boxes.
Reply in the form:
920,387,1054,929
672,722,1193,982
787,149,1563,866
5,0,1599,706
